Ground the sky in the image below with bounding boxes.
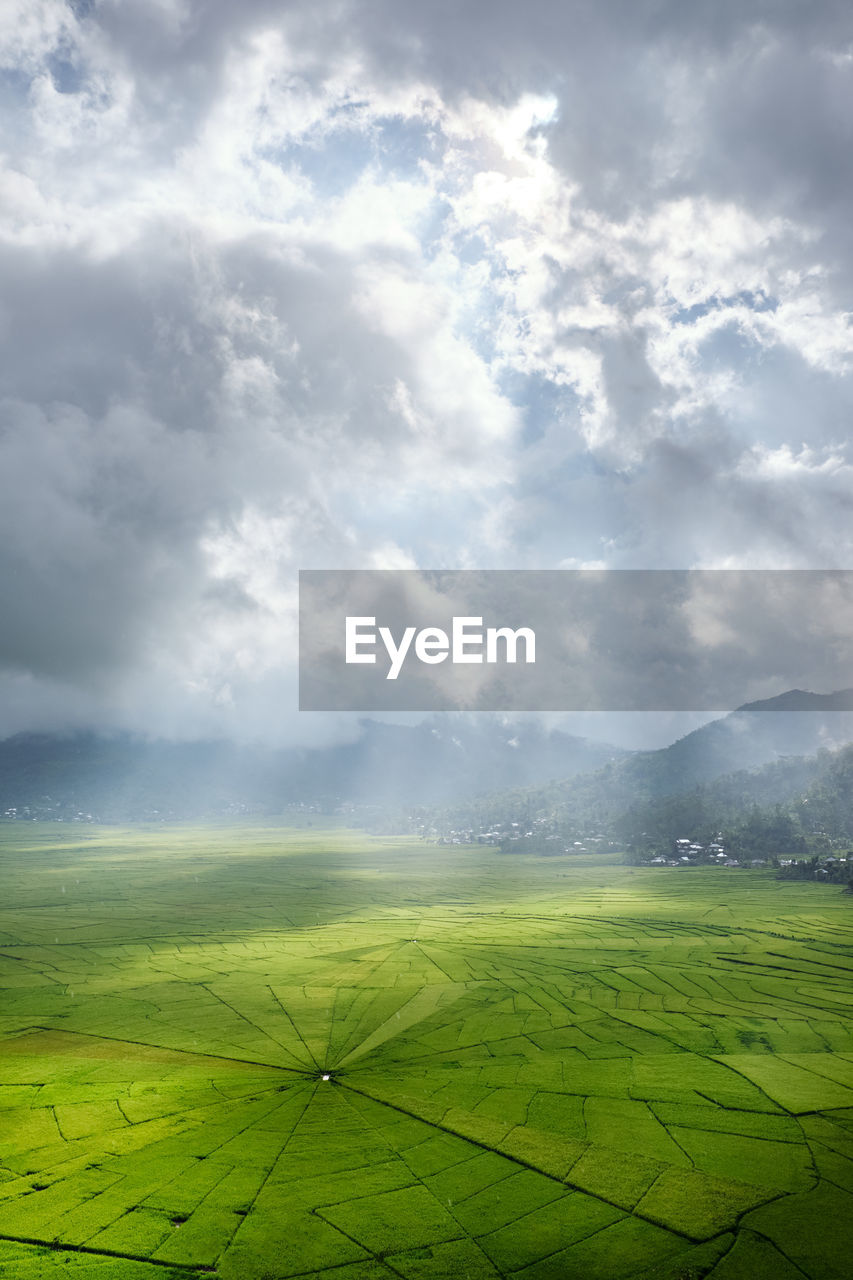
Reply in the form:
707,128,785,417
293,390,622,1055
1,0,852,747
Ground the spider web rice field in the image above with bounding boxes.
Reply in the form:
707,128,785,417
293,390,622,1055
1,824,852,1280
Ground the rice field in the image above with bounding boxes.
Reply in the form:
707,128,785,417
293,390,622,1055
1,823,852,1279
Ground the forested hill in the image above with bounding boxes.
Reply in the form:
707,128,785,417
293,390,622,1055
611,747,853,851
3,689,852,829
419,692,853,850
0,718,623,821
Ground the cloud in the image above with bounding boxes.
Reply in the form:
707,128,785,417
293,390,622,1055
0,1,852,740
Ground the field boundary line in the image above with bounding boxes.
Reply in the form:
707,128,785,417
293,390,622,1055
337,1079,697,1243
334,1083,502,1277
267,985,321,1070
223,1080,318,1259
19,1024,310,1075
200,983,310,1066
746,1226,812,1278
0,1231,214,1272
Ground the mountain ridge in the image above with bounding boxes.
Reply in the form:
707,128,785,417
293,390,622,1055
420,690,853,841
0,718,624,821
3,689,853,827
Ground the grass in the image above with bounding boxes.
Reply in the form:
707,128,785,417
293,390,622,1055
0,822,852,1277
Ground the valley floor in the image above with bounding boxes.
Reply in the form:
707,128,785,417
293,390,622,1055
1,824,852,1279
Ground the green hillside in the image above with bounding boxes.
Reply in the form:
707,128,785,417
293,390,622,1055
423,737,853,866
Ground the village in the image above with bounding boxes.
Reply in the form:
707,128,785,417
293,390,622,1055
422,814,853,882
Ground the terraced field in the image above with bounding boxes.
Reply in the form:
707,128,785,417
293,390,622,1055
1,825,852,1279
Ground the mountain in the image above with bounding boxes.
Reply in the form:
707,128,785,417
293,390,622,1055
425,690,853,839
611,740,853,858
634,688,853,794
4,689,853,829
0,718,623,822
738,689,853,712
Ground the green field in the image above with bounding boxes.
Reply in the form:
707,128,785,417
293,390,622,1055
1,825,852,1279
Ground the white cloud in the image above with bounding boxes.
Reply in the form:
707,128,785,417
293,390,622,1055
1,1,853,737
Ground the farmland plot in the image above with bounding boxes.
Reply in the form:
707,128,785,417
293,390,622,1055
1,825,852,1278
